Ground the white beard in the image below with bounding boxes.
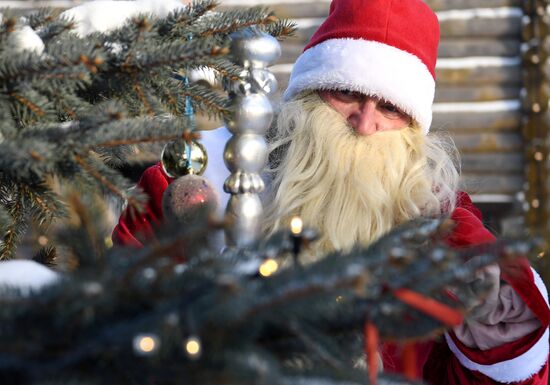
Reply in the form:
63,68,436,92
264,93,459,261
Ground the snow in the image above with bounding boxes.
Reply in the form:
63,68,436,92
0,260,60,295
8,26,45,54
60,0,189,37
0,1,80,7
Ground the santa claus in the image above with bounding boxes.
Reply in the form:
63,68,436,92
112,0,550,383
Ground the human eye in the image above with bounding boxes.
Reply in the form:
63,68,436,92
379,101,407,119
332,89,362,102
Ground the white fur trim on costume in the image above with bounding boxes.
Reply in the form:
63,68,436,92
444,329,548,383
283,38,435,134
445,268,549,383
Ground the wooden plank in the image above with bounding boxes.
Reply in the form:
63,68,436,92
291,13,521,44
436,65,521,85
279,43,304,64
439,13,521,38
220,0,520,14
219,2,330,19
461,153,524,172
461,174,523,194
432,107,520,132
439,38,520,58
426,0,521,10
281,39,521,63
451,132,523,153
541,59,550,81
435,85,520,103
268,83,521,104
270,64,521,94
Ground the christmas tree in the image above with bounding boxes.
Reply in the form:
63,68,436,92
0,0,293,260
0,1,538,385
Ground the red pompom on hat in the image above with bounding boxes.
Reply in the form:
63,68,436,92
283,0,440,134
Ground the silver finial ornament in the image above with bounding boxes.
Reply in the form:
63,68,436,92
223,27,281,247
230,28,281,69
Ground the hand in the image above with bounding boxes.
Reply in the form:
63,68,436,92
459,260,501,321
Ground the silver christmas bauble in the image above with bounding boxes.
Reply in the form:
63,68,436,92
223,134,268,174
250,68,278,95
161,139,207,178
223,69,253,96
224,93,273,135
162,175,219,225
225,193,263,247
230,28,281,68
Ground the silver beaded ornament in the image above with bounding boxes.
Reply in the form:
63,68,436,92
223,27,281,247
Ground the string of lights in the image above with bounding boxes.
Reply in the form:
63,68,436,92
521,0,550,254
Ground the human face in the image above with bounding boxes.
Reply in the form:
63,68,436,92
318,90,412,136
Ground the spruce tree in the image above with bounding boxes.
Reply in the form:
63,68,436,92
0,2,530,385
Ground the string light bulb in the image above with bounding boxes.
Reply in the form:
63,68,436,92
184,336,202,359
104,236,113,248
133,334,159,356
38,236,48,246
290,216,304,263
290,216,303,235
259,258,278,277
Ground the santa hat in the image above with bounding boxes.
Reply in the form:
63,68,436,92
283,0,439,134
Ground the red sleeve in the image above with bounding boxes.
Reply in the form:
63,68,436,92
433,192,550,384
446,193,550,325
379,193,548,384
445,193,496,248
111,163,173,247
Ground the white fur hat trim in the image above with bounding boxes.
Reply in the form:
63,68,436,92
283,38,436,134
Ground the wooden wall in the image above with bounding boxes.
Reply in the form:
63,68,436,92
5,0,530,206
219,0,526,206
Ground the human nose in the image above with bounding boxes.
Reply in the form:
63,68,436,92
347,99,378,136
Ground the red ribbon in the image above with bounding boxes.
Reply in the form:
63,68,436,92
393,288,464,326
364,321,379,385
